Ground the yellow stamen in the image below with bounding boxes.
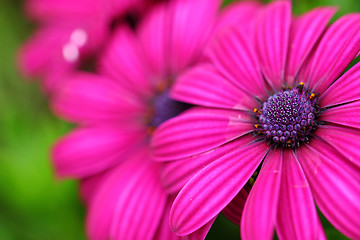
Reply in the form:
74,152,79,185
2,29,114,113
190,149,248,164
298,82,304,94
254,108,261,114
255,124,260,129
309,93,315,100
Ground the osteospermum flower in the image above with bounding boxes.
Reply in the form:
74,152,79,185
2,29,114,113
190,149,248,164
152,0,360,239
19,0,147,93
51,0,258,238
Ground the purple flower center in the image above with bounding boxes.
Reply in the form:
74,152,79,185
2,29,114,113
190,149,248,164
254,83,319,148
150,89,192,128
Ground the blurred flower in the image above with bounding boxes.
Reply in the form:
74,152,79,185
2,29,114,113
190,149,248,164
19,0,149,93
152,0,360,239
50,0,256,239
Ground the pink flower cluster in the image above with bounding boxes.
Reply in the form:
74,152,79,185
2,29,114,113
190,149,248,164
20,0,360,239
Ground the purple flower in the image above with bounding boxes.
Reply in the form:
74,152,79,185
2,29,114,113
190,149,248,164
152,1,360,239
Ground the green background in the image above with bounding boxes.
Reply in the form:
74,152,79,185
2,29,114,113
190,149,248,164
0,0,358,239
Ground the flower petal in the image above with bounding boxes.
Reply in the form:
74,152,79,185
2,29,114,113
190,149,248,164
296,141,360,239
154,196,181,240
214,1,261,33
321,61,360,108
171,64,257,111
241,149,283,240
221,187,248,225
152,107,254,161
299,13,360,94
52,72,147,125
52,127,145,178
314,126,360,173
98,25,154,98
321,101,360,129
206,24,267,97
183,218,216,240
161,136,255,194
276,150,319,240
286,7,337,85
254,0,291,89
170,139,268,235
166,0,221,74
86,149,167,240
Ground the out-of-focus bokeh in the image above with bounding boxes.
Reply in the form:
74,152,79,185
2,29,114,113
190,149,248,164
0,0,358,239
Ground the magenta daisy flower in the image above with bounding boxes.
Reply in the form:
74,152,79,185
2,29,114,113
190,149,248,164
19,0,148,93
50,0,256,239
152,0,360,239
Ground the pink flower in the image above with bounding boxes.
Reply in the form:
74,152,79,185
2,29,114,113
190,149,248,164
51,0,254,239
19,0,147,93
152,1,360,239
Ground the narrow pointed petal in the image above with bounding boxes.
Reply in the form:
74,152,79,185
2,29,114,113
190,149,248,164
53,127,145,178
286,7,336,85
314,126,360,172
297,142,360,239
166,0,221,74
80,174,104,205
206,25,267,97
276,150,319,240
171,64,257,111
170,139,268,235
241,150,283,240
254,0,291,89
52,73,147,125
152,107,254,161
98,25,154,98
161,136,255,194
320,101,360,129
299,13,360,94
321,61,360,107
87,149,167,240
221,188,248,225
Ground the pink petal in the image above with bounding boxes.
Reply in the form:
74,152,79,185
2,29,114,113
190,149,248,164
206,24,267,97
154,196,182,240
86,149,167,240
320,61,360,107
160,135,256,194
314,126,360,173
137,4,168,80
254,0,291,89
26,0,102,21
170,139,268,235
241,149,283,240
52,72,147,125
52,126,146,178
286,7,337,85
166,0,221,74
98,25,154,98
296,141,360,239
152,107,254,161
299,13,360,94
19,25,75,77
214,1,261,33
171,64,257,111
320,101,360,129
276,150,319,240
221,187,248,225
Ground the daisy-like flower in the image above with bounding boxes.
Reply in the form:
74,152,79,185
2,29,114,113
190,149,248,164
19,0,147,93
51,0,259,239
152,0,360,239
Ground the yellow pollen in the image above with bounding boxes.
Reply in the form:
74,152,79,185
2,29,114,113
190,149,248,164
309,93,315,100
254,108,261,114
255,124,260,129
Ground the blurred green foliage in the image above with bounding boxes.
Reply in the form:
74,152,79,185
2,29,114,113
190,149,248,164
0,0,358,239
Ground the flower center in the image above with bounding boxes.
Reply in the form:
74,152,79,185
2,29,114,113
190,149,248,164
149,89,192,129
254,83,319,148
